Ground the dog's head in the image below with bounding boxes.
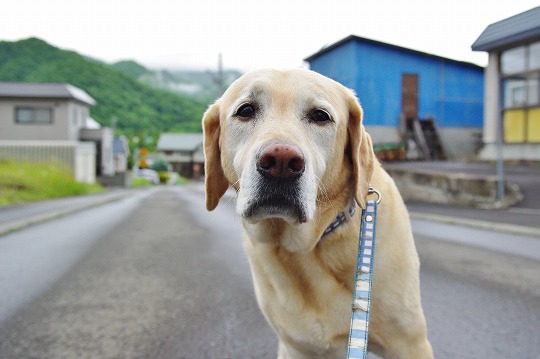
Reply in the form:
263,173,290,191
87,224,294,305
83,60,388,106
203,69,374,228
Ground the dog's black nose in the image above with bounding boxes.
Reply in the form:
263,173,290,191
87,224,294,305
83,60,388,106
257,142,305,180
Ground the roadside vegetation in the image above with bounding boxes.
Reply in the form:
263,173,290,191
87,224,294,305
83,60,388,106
0,161,103,206
130,177,154,188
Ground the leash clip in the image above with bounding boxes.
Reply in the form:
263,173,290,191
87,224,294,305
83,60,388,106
368,186,382,204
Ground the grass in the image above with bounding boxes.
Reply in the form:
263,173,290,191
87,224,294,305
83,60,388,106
0,160,104,206
130,173,190,187
131,176,154,188
175,176,189,185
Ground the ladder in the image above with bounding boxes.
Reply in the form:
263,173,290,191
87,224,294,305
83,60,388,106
402,114,446,160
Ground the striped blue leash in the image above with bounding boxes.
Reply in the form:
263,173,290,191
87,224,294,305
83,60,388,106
346,187,380,359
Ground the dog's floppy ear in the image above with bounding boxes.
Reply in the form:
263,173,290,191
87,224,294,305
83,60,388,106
347,93,375,208
202,102,229,211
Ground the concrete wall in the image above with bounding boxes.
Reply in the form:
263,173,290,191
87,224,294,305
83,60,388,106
480,143,540,161
80,128,115,176
384,165,522,209
75,142,97,183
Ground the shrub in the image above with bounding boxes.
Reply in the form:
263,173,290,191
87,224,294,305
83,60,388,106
158,171,170,184
150,159,170,172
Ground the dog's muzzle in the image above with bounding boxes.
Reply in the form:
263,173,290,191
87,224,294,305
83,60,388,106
242,142,308,223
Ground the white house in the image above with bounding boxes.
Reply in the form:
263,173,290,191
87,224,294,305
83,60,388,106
472,6,540,160
0,82,117,183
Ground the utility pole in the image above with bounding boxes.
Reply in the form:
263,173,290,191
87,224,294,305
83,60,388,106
111,116,117,134
217,53,225,96
496,78,505,201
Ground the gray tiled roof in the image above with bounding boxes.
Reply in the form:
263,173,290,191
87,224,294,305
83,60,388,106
472,6,540,51
0,82,96,105
157,133,203,152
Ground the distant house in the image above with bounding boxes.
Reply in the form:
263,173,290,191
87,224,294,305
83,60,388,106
0,82,117,183
157,133,204,178
0,82,95,141
305,36,485,159
472,6,540,161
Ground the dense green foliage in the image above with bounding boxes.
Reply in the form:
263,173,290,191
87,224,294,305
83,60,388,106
0,38,206,135
150,158,170,172
111,60,151,79
0,161,103,206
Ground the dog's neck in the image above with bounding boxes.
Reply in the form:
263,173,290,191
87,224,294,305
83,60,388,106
242,198,358,253
322,200,357,236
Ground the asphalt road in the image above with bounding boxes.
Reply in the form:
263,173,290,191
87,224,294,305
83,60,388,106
1,185,539,359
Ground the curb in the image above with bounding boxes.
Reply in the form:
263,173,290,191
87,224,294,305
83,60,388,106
0,191,133,237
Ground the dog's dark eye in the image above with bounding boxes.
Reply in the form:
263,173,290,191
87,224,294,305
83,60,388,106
236,103,256,119
310,109,332,124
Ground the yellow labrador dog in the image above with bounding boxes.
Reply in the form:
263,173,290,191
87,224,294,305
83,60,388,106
203,69,433,359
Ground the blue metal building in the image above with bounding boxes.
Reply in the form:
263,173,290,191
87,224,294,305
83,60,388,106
305,36,485,159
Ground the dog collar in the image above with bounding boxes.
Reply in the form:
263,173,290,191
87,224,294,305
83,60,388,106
322,187,381,236
322,202,357,236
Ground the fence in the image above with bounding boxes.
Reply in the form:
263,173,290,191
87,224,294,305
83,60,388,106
0,140,96,184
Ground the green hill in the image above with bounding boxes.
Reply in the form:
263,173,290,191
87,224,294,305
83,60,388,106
0,38,206,135
111,60,152,79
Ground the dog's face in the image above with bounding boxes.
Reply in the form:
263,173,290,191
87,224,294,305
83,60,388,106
203,69,373,229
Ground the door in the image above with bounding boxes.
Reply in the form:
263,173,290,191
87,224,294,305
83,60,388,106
402,74,419,119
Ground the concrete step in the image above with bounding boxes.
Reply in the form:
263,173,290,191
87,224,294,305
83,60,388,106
384,162,523,209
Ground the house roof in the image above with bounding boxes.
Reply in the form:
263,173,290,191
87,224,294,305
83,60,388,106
472,6,540,51
305,35,483,70
85,117,101,129
157,133,203,152
0,82,96,106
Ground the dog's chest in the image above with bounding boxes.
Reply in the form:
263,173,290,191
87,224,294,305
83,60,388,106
245,240,355,355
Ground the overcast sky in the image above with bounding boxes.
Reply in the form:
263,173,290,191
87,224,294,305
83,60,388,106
1,1,538,72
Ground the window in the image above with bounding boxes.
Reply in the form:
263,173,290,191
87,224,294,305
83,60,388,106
501,42,540,143
501,46,526,74
504,78,526,108
529,41,540,70
528,73,540,106
15,107,53,124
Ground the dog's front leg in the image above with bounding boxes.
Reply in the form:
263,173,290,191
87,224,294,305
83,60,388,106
276,341,313,359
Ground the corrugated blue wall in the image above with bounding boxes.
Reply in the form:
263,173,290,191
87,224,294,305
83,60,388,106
309,39,484,128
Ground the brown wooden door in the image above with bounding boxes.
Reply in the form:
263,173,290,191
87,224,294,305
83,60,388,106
402,74,419,119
